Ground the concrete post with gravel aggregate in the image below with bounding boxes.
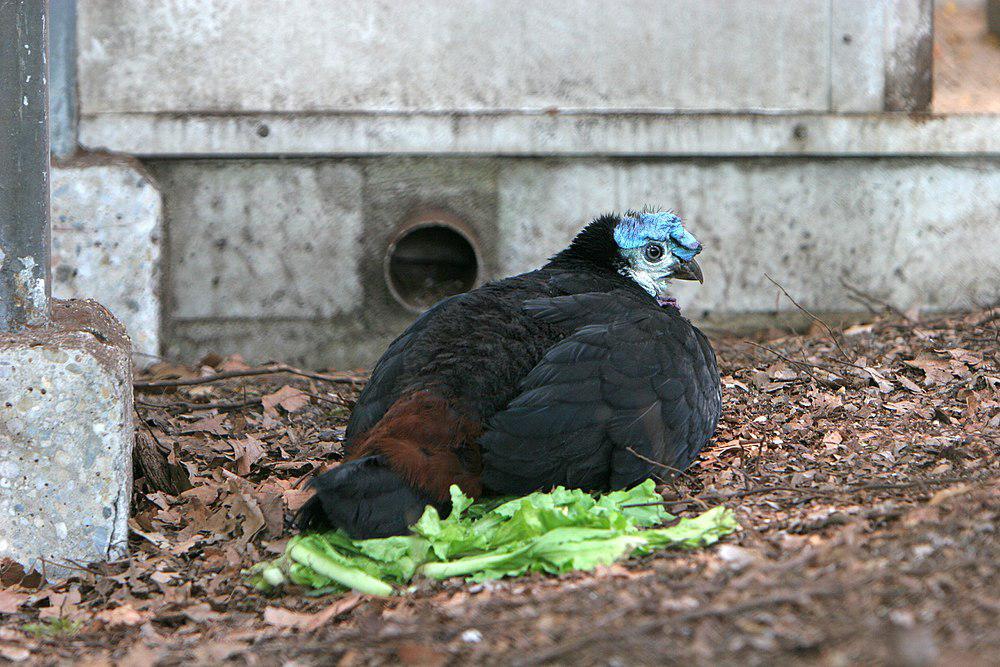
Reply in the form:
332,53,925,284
0,299,134,578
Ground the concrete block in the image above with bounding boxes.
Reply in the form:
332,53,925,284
78,1,830,116
0,299,134,577
148,160,362,319
166,319,394,372
361,158,499,312
156,158,498,369
51,160,162,362
831,0,885,112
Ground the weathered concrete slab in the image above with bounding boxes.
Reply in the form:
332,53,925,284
0,299,133,578
150,161,362,320
166,319,394,372
497,158,1000,315
831,0,885,112
78,1,830,115
884,0,934,111
80,112,1000,158
51,160,162,362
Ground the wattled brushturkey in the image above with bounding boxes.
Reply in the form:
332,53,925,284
298,210,721,538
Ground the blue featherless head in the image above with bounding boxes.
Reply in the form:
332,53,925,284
613,211,702,262
605,209,706,305
548,209,706,305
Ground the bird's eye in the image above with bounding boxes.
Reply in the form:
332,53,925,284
643,243,665,263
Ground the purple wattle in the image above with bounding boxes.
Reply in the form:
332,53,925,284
657,295,680,310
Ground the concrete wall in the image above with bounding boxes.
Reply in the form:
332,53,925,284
76,1,941,156
40,1,999,368
150,156,1000,368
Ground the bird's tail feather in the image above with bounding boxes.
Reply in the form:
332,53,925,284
295,455,443,539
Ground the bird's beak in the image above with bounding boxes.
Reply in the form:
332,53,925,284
671,258,703,283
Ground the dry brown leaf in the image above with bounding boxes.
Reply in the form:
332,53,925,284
217,354,252,372
396,642,449,667
0,559,42,588
262,385,310,417
0,644,30,663
186,385,217,399
119,642,164,667
928,484,972,506
180,483,220,506
822,431,843,445
178,413,230,436
96,604,150,627
843,322,875,336
0,590,27,615
234,435,268,476
181,603,222,624
904,355,955,386
896,373,924,394
128,521,172,550
864,367,894,394
262,606,310,630
945,348,982,367
264,595,362,631
283,488,313,512
230,488,267,545
39,589,82,619
191,641,250,663
811,392,844,415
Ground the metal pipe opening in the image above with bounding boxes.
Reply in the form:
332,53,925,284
384,211,481,313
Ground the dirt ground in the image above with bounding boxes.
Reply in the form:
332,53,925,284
0,303,997,666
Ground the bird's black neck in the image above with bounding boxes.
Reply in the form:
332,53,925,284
545,214,624,274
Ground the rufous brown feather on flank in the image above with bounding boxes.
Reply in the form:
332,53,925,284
349,390,483,501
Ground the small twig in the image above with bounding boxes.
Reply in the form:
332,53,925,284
843,474,975,495
765,273,852,361
839,278,912,322
819,354,869,372
744,340,843,387
625,446,696,481
304,391,351,408
136,397,261,411
133,364,366,390
38,557,103,577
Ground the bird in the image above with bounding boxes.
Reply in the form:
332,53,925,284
297,210,722,538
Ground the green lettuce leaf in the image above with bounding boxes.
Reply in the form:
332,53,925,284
250,482,739,595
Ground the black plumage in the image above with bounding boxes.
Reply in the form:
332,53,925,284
298,212,722,538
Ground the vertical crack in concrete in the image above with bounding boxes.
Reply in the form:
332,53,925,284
107,482,125,560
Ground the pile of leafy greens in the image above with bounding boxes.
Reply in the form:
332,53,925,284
249,480,737,596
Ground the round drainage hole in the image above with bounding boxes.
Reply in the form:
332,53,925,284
385,223,480,311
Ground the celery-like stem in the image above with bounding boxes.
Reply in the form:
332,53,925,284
419,548,525,579
289,543,394,596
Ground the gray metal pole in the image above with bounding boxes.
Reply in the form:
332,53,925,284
0,0,51,331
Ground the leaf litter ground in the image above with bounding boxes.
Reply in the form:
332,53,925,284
0,306,997,665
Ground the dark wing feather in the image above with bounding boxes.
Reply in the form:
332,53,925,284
344,294,464,445
479,294,720,495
